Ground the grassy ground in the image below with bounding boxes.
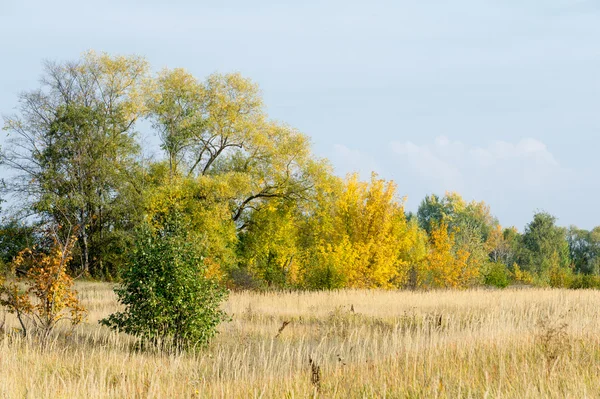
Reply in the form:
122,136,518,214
2,283,600,398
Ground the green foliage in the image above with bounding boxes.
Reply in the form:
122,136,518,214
236,200,300,289
567,226,600,275
520,212,570,279
569,274,600,289
416,192,497,240
548,259,574,289
1,52,148,277
101,213,228,349
482,262,511,289
0,220,38,272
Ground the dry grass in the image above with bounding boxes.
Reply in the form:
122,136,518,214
2,283,600,398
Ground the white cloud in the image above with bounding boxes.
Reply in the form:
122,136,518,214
331,144,383,180
390,136,568,194
391,139,462,187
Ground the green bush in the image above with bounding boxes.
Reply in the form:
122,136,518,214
483,262,511,289
569,274,600,289
101,214,228,350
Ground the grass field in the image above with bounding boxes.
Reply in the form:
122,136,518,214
2,284,600,398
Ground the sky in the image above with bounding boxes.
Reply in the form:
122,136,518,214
1,0,599,230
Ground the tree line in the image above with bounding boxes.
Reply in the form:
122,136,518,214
1,52,598,291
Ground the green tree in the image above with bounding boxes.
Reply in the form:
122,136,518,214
567,226,600,275
0,220,39,273
417,192,497,240
520,212,570,280
1,52,149,277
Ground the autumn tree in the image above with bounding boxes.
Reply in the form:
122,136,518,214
144,174,239,281
148,70,323,228
417,192,498,283
236,200,301,288
421,222,475,289
300,173,423,289
0,232,85,339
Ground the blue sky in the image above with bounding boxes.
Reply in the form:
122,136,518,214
1,0,599,229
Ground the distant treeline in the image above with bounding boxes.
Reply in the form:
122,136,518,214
1,52,597,290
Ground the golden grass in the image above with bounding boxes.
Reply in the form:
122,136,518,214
2,284,600,398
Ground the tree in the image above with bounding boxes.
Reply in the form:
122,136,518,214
416,194,448,235
486,225,520,266
1,52,149,277
567,226,600,275
101,210,228,350
422,222,475,289
0,232,86,339
148,70,324,230
520,212,570,280
417,192,497,282
236,200,301,288
300,173,420,289
0,220,38,274
417,192,497,240
144,174,239,282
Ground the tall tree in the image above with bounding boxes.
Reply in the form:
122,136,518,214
148,70,323,231
567,226,600,275
520,212,570,278
1,52,149,276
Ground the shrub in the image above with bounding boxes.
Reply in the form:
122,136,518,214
569,274,600,289
483,262,511,289
512,263,535,285
101,213,228,350
549,264,573,288
0,234,86,339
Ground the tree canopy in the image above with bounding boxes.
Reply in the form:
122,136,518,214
1,51,598,291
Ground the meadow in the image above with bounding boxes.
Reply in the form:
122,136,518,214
2,284,600,398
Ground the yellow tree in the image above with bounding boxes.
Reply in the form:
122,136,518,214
144,174,239,282
301,173,418,289
423,222,475,289
148,69,325,232
0,233,86,338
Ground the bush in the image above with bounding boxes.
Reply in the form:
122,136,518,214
0,234,86,339
569,274,600,289
549,264,574,288
512,263,535,285
483,262,511,288
101,214,228,350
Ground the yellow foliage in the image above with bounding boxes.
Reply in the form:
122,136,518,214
81,50,151,121
0,235,86,338
422,222,478,289
513,263,534,285
144,175,238,277
301,173,419,289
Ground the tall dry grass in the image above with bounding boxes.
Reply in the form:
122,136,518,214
1,283,600,398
